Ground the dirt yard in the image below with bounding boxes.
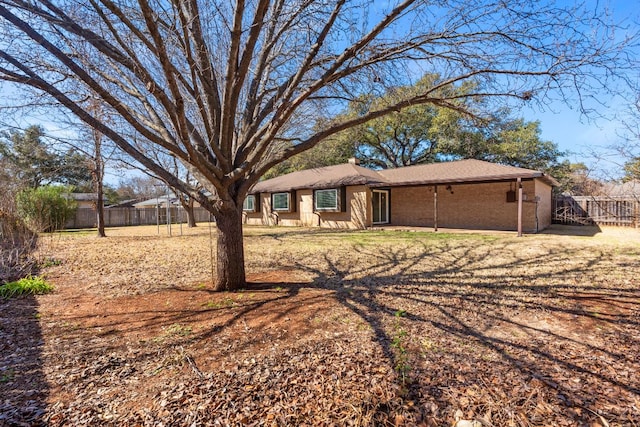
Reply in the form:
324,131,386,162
1,224,639,426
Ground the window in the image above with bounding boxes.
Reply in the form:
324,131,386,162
272,192,292,212
314,188,341,212
243,194,258,212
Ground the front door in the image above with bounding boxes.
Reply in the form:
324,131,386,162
372,189,389,224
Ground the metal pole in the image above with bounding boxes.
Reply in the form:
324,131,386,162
156,201,160,235
166,194,171,236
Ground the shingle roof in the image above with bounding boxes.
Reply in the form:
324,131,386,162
133,195,179,207
251,163,388,193
68,192,98,201
376,159,558,187
251,159,557,193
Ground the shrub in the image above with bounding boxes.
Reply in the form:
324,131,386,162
0,276,53,299
16,185,77,232
0,209,38,284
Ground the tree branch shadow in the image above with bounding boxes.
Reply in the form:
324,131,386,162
0,296,48,425
281,240,640,424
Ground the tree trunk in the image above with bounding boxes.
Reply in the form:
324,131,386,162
214,205,246,291
90,122,106,238
93,146,106,238
186,198,197,228
95,177,106,237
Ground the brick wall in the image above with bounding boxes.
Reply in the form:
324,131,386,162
388,179,550,232
244,179,552,232
535,180,552,230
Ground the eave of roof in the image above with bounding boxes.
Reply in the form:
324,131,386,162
67,192,99,201
376,160,559,187
133,195,179,207
251,163,388,193
250,159,558,193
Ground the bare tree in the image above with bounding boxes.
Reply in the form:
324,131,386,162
0,1,636,290
618,97,640,182
115,175,164,200
52,105,118,238
84,124,109,237
161,157,201,228
120,149,204,228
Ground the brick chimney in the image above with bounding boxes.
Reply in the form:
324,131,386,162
348,157,360,165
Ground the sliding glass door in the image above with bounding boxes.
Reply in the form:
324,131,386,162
372,189,389,224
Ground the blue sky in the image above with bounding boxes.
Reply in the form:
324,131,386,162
519,0,639,177
1,0,638,184
522,99,628,174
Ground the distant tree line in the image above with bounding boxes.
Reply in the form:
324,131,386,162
265,76,624,195
0,125,179,232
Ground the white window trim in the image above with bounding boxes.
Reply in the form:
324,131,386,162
243,195,256,212
272,192,291,212
314,188,340,212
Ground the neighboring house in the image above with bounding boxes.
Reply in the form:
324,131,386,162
244,158,558,233
106,198,143,208
133,195,180,209
68,193,98,209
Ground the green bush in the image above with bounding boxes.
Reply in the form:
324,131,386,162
16,185,77,232
0,276,53,299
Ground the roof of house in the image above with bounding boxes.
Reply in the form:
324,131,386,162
251,162,388,193
133,195,179,207
251,159,558,193
106,198,142,208
376,159,558,187
67,192,98,201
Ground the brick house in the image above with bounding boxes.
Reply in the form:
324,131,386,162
244,158,557,233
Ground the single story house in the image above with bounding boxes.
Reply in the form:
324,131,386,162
106,198,142,208
67,193,98,209
244,158,558,233
133,195,181,209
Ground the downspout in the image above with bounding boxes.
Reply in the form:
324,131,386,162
369,188,373,229
433,185,438,232
517,177,523,237
270,211,279,226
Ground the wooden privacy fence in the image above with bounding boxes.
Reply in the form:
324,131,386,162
65,207,213,229
553,196,639,227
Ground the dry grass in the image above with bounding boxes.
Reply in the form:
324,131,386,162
1,224,639,426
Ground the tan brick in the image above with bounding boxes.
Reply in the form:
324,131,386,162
245,179,552,233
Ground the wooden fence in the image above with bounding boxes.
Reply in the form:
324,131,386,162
66,207,213,229
553,196,639,227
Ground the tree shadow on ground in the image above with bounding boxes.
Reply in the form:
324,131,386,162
98,236,636,424
278,239,640,424
0,295,48,426
35,234,639,425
